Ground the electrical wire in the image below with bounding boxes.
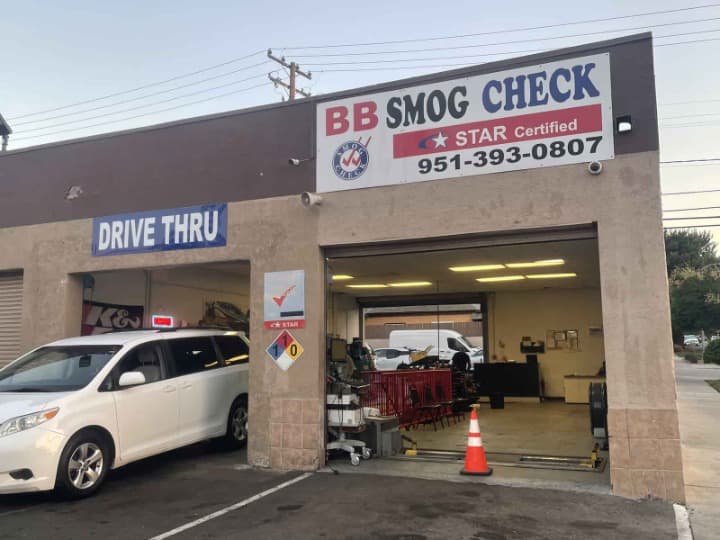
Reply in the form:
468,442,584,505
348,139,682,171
12,61,273,127
663,189,720,196
291,21,720,59
660,158,720,164
6,49,266,121
12,81,271,142
664,215,720,220
15,72,272,134
275,3,720,49
665,224,720,229
665,206,720,212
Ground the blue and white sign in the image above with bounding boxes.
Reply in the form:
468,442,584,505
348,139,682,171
92,203,227,256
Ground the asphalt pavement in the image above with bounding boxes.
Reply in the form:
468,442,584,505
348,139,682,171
0,441,677,540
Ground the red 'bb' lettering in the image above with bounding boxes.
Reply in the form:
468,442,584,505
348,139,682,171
326,106,349,135
353,102,378,131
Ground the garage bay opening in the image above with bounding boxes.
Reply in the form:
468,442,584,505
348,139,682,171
325,232,610,487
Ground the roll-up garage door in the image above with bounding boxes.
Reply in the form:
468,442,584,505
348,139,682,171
0,272,23,367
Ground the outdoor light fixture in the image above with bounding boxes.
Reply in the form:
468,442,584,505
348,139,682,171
525,273,577,279
332,275,354,281
616,115,633,134
476,275,525,283
347,284,388,289
505,259,565,269
450,264,505,272
388,281,433,287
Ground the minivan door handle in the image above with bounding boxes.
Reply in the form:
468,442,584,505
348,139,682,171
163,385,177,393
180,382,192,390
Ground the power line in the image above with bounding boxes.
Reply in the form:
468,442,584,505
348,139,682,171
663,189,720,196
664,215,720,220
303,28,720,67
665,206,720,212
276,3,720,49
660,158,720,164
7,50,266,121
14,72,271,134
661,97,720,106
665,224,720,229
292,21,720,59
13,61,272,127
12,82,270,142
662,111,720,121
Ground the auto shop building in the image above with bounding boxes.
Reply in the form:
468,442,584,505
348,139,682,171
0,33,684,501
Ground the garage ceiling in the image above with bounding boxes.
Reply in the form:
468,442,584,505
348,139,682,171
328,239,600,297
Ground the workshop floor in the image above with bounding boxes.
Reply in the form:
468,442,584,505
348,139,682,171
408,400,595,456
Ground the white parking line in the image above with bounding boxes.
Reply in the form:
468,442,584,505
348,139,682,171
0,507,34,518
674,504,693,540
148,472,313,540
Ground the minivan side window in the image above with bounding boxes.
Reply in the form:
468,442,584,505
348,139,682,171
168,337,220,376
112,343,166,388
214,336,249,365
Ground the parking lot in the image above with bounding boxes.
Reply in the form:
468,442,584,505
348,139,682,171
0,442,678,540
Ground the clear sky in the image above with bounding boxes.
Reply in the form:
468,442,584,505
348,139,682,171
2,1,719,242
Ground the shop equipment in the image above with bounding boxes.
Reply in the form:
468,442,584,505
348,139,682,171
589,382,609,450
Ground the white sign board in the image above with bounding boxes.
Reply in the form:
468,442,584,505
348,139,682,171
263,270,305,330
316,54,613,192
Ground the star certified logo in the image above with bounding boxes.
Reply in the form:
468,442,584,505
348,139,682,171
332,137,371,181
418,131,449,150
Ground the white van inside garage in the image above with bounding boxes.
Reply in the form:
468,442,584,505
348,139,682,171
325,230,610,487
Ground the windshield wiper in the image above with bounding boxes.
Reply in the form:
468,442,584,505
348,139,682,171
0,387,54,393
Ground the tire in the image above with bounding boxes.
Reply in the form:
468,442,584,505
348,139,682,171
224,396,249,449
55,430,111,499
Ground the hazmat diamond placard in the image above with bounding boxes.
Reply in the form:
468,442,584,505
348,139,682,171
266,330,304,371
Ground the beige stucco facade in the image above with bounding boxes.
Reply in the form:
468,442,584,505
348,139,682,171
0,148,684,501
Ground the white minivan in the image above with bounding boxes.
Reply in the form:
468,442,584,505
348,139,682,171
0,328,249,498
388,329,484,366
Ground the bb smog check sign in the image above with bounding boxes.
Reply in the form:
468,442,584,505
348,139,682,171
92,203,227,256
316,53,613,192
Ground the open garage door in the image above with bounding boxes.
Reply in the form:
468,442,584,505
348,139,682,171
324,225,610,487
0,272,23,368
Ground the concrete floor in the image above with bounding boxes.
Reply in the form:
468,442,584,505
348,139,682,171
408,400,596,456
331,400,610,492
675,358,720,540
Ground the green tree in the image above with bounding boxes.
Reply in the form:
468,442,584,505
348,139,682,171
669,268,720,343
664,230,718,276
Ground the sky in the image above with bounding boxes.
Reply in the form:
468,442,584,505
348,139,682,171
1,1,719,242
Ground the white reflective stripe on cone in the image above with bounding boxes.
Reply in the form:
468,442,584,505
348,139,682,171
469,419,480,433
467,437,483,447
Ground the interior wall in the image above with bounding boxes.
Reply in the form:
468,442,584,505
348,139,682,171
328,293,359,342
490,287,605,398
88,266,249,328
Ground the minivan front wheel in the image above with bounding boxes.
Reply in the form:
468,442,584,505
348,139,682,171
225,397,248,449
56,431,110,498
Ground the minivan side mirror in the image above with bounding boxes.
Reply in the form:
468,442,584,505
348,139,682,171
118,371,146,387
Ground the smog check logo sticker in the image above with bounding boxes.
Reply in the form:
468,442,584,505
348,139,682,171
332,137,371,181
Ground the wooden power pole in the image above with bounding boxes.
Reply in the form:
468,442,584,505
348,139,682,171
267,49,312,101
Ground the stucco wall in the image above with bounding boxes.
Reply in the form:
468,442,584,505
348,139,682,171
0,149,683,500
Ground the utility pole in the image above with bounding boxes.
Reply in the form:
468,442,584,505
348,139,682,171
267,49,312,101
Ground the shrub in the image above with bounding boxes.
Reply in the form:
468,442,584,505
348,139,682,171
703,340,720,364
683,352,701,364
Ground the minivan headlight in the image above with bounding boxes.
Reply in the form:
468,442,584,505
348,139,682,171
0,408,59,438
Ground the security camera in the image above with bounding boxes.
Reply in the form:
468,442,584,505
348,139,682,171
587,161,603,175
289,158,301,166
301,192,322,208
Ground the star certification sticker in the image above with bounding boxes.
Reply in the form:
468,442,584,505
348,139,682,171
432,131,448,148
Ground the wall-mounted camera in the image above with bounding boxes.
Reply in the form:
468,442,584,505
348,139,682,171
587,161,603,176
300,192,322,208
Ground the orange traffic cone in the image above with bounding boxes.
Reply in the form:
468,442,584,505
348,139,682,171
460,407,492,476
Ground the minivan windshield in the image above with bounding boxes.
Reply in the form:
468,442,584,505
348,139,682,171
0,346,121,392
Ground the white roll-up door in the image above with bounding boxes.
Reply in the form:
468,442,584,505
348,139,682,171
0,272,23,368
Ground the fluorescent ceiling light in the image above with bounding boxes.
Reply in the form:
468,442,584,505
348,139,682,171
449,264,505,272
525,272,577,279
332,274,354,281
476,275,525,283
347,284,388,289
506,259,565,269
388,281,433,287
